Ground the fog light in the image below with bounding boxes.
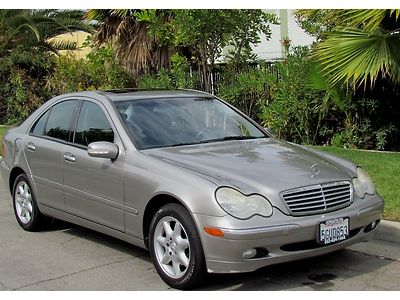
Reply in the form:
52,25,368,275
242,248,257,259
364,220,380,233
371,221,377,229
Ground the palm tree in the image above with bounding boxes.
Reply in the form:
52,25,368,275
86,9,172,76
297,9,400,88
0,9,93,55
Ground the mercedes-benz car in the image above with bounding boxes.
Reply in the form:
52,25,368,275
0,89,384,289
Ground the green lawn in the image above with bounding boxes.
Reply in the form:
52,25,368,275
0,126,9,142
315,146,400,222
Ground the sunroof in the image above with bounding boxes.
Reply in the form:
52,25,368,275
102,88,145,94
102,88,174,94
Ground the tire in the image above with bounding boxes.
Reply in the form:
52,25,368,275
149,203,206,290
12,173,43,231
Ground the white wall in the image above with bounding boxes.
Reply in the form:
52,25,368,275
251,9,315,61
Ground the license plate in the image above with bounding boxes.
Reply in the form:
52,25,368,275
318,217,349,245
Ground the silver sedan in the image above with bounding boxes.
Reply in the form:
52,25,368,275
0,89,384,289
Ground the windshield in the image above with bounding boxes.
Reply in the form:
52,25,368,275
114,97,266,149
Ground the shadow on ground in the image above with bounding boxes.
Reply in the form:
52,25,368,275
55,221,150,261
199,247,394,290
53,221,395,291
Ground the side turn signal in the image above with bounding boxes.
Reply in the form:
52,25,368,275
204,226,224,237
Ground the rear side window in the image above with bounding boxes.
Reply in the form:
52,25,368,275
45,100,80,142
31,109,50,135
74,101,114,146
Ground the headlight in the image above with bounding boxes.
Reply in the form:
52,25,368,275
352,167,375,198
215,187,273,219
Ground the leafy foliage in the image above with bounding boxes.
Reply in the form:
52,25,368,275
46,44,135,95
296,9,400,88
137,53,199,89
330,97,398,150
259,47,331,145
0,9,93,54
139,9,278,93
0,49,54,124
0,9,94,124
216,66,273,121
0,44,134,125
225,10,279,65
314,28,400,88
86,9,172,76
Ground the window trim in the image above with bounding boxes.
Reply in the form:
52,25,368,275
29,99,82,143
28,96,125,151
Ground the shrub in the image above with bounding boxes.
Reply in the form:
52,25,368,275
0,49,54,124
259,47,329,145
46,45,135,95
331,97,398,150
137,54,199,90
216,65,273,122
137,69,175,89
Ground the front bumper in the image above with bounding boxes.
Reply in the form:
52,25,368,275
193,193,384,273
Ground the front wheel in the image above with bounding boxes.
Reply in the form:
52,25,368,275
149,203,206,290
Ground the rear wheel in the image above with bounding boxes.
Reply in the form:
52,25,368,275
12,173,43,231
149,203,206,290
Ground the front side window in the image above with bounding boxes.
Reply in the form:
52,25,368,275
44,100,80,142
115,97,265,149
74,101,114,146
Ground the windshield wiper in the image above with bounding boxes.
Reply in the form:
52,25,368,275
199,136,263,144
166,141,200,147
166,136,263,148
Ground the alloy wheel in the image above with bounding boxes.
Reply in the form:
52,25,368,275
14,180,33,224
153,216,191,279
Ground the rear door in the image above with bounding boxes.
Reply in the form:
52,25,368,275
24,100,80,210
63,99,125,231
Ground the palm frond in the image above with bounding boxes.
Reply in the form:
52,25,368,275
31,10,93,39
296,9,400,36
339,9,389,31
47,39,78,51
0,9,93,54
86,9,172,75
86,9,109,22
314,28,400,88
111,9,135,18
307,61,347,111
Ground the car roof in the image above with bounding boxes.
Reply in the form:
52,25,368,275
97,89,212,102
51,89,213,107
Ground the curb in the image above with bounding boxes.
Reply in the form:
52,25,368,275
374,220,400,244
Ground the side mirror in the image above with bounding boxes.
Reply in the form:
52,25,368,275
263,127,275,137
87,142,119,160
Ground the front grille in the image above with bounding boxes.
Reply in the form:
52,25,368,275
281,181,353,216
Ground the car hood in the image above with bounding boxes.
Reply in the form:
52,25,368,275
143,138,353,213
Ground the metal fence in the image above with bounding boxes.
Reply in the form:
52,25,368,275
188,61,280,95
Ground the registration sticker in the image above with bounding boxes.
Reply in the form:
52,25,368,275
319,217,349,245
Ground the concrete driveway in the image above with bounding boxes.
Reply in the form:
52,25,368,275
0,177,399,291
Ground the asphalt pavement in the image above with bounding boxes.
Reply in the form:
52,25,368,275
0,177,399,291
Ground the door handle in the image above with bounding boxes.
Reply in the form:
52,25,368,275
63,153,76,163
27,142,36,152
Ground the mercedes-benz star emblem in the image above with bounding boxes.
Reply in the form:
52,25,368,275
310,163,320,177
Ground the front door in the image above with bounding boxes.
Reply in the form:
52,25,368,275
63,100,125,231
